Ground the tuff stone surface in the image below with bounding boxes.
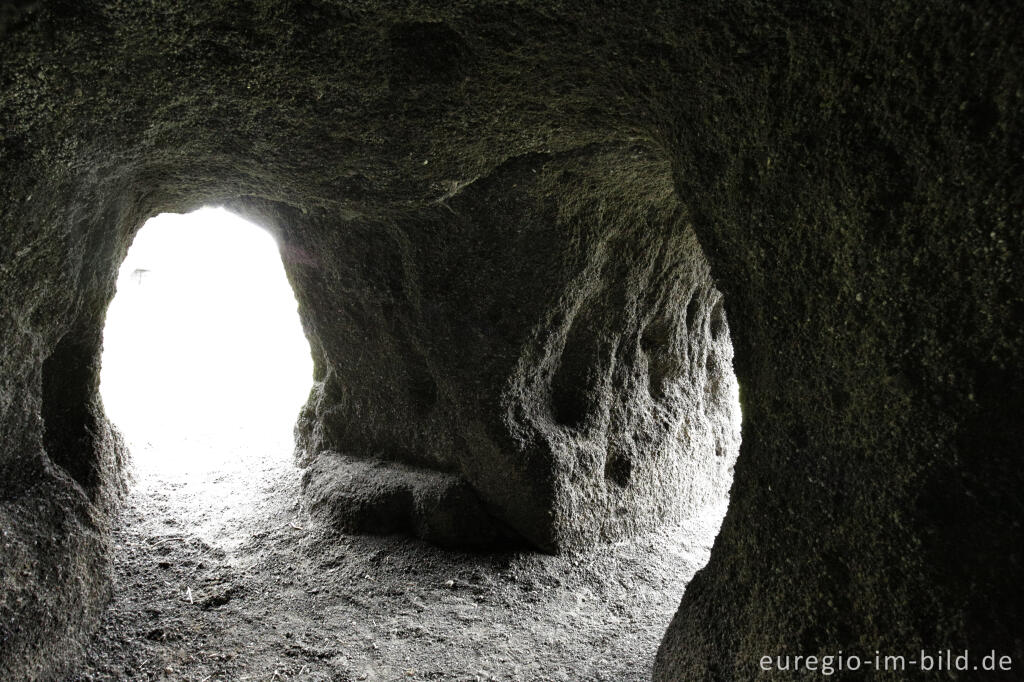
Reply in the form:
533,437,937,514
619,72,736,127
1,2,1021,681
272,146,740,551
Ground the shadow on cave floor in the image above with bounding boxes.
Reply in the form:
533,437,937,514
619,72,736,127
68,430,727,681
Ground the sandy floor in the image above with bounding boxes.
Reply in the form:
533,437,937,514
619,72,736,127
69,429,727,681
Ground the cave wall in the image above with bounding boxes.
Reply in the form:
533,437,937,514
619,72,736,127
248,146,739,550
653,5,1024,679
1,1,1021,680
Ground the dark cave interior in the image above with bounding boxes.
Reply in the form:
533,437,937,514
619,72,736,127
1,2,1022,680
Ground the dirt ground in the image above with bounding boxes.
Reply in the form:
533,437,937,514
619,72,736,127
68,427,728,681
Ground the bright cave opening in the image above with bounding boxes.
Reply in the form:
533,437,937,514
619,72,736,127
99,208,312,487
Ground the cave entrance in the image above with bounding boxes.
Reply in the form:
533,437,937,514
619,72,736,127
99,208,312,531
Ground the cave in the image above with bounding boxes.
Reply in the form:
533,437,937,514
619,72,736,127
1,2,1021,681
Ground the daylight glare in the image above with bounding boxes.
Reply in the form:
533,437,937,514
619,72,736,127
100,208,313,473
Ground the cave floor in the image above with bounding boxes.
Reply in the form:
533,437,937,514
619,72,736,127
69,431,723,681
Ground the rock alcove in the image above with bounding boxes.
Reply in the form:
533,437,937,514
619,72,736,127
2,2,1022,681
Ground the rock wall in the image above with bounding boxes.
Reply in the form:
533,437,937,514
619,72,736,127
265,146,740,550
653,4,1023,679
0,168,138,678
0,1,1021,680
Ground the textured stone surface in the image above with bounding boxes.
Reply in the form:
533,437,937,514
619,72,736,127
653,5,1023,679
1,1,1021,680
273,146,740,551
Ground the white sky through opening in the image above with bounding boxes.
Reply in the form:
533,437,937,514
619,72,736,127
100,208,313,475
